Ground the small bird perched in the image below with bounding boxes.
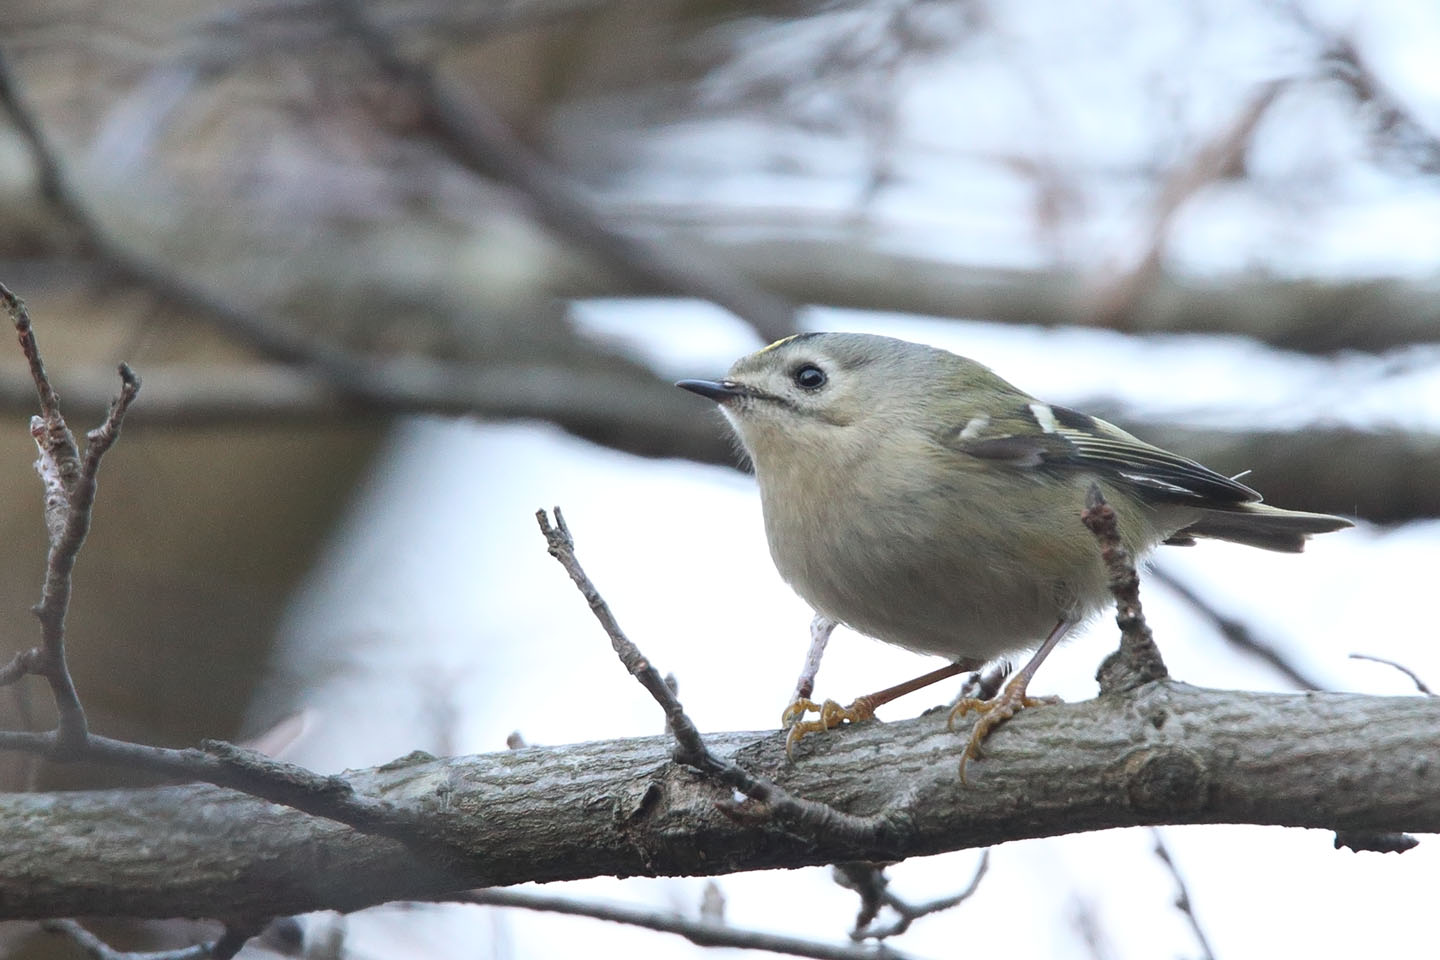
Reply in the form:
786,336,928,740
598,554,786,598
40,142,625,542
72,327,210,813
677,332,1351,774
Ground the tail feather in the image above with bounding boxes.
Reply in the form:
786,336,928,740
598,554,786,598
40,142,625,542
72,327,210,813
1172,502,1353,554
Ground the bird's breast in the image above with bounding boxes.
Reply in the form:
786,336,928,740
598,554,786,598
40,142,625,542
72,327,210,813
756,458,1084,661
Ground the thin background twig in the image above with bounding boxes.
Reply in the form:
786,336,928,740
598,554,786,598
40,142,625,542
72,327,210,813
1151,831,1217,960
40,920,254,960
1349,653,1434,696
453,888,922,960
1153,566,1324,691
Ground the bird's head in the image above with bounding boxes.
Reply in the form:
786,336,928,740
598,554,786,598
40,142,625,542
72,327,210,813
677,332,975,470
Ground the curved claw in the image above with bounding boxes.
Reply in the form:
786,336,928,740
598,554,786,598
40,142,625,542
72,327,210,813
948,691,1062,783
780,696,878,759
781,697,820,729
784,714,828,759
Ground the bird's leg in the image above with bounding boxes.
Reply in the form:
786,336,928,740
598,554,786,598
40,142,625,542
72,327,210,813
784,659,978,758
949,619,1072,781
786,614,836,706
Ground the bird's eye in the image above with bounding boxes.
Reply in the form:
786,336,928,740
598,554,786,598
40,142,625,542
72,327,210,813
792,363,827,390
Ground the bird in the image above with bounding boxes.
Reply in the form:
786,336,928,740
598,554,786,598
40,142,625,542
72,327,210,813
676,332,1352,776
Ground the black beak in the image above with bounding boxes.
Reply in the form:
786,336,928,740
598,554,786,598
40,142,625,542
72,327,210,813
676,379,749,403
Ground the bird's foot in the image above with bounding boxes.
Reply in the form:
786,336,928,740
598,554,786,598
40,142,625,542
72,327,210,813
781,695,880,759
947,680,1061,782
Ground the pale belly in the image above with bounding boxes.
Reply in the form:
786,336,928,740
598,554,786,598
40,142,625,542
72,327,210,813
760,470,1155,662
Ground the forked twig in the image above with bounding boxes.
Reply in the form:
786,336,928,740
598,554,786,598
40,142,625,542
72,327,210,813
1,282,140,753
837,850,990,941
0,283,464,862
536,507,908,850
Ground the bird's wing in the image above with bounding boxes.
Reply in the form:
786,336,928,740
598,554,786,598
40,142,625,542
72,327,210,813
941,401,1261,505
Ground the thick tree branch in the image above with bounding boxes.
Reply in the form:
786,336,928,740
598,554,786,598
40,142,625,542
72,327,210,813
3,682,1437,921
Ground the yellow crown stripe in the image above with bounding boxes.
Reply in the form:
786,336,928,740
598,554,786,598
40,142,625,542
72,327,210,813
758,334,800,355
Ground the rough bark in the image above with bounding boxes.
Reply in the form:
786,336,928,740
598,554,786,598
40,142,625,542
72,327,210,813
2,682,1436,921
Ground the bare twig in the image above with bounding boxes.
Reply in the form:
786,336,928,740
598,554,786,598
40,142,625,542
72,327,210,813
1320,35,1440,174
663,672,680,735
1069,894,1117,960
0,48,393,382
5,24,773,465
2,48,706,453
41,919,254,960
0,286,468,864
1082,485,1168,694
0,282,140,753
0,649,39,688
4,41,778,469
330,0,797,344
839,851,990,941
5,287,66,421
1349,654,1434,696
1153,567,1324,692
698,880,726,925
0,55,106,250
536,507,908,850
453,888,919,960
39,363,140,748
1096,81,1288,329
831,862,888,934
1151,831,1216,960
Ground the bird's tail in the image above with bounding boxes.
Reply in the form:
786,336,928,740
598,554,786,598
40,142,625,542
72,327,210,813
1172,502,1353,553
